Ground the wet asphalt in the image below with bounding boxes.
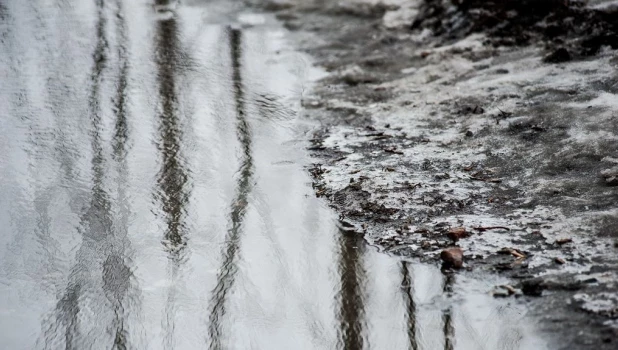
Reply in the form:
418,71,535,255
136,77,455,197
0,0,548,349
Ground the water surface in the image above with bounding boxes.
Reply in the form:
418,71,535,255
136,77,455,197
0,0,547,349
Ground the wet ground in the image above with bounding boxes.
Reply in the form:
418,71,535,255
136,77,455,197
252,0,618,349
0,0,551,349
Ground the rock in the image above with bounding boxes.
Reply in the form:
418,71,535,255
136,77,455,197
543,48,571,63
600,166,618,186
447,227,468,241
521,277,546,296
441,247,464,269
492,284,518,298
555,257,566,264
492,288,510,298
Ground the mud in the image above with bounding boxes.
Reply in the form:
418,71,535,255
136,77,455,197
252,0,618,349
412,0,618,57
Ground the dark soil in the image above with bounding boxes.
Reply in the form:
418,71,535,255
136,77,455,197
254,0,618,349
412,0,618,57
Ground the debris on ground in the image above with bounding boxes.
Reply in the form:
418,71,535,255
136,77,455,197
447,227,468,241
601,166,618,186
257,0,618,348
492,284,519,298
441,247,464,269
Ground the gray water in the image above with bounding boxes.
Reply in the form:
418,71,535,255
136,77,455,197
0,0,548,349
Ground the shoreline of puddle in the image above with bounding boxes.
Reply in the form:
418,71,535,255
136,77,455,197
0,1,548,348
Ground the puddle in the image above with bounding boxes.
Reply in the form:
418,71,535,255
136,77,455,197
0,0,548,349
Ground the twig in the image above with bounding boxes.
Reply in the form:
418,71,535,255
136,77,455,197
473,226,510,232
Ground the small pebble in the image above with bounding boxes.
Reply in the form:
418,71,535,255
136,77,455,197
441,247,464,269
447,227,468,241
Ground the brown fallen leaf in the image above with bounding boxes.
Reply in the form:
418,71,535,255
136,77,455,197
447,227,469,241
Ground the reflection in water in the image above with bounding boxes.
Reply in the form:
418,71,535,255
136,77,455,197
401,262,418,350
208,27,254,350
0,1,550,349
103,254,132,349
24,0,72,317
154,8,189,258
337,231,366,350
153,4,191,349
105,0,133,348
443,273,455,350
112,2,130,164
42,0,112,347
41,0,135,347
47,285,81,350
42,0,112,346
